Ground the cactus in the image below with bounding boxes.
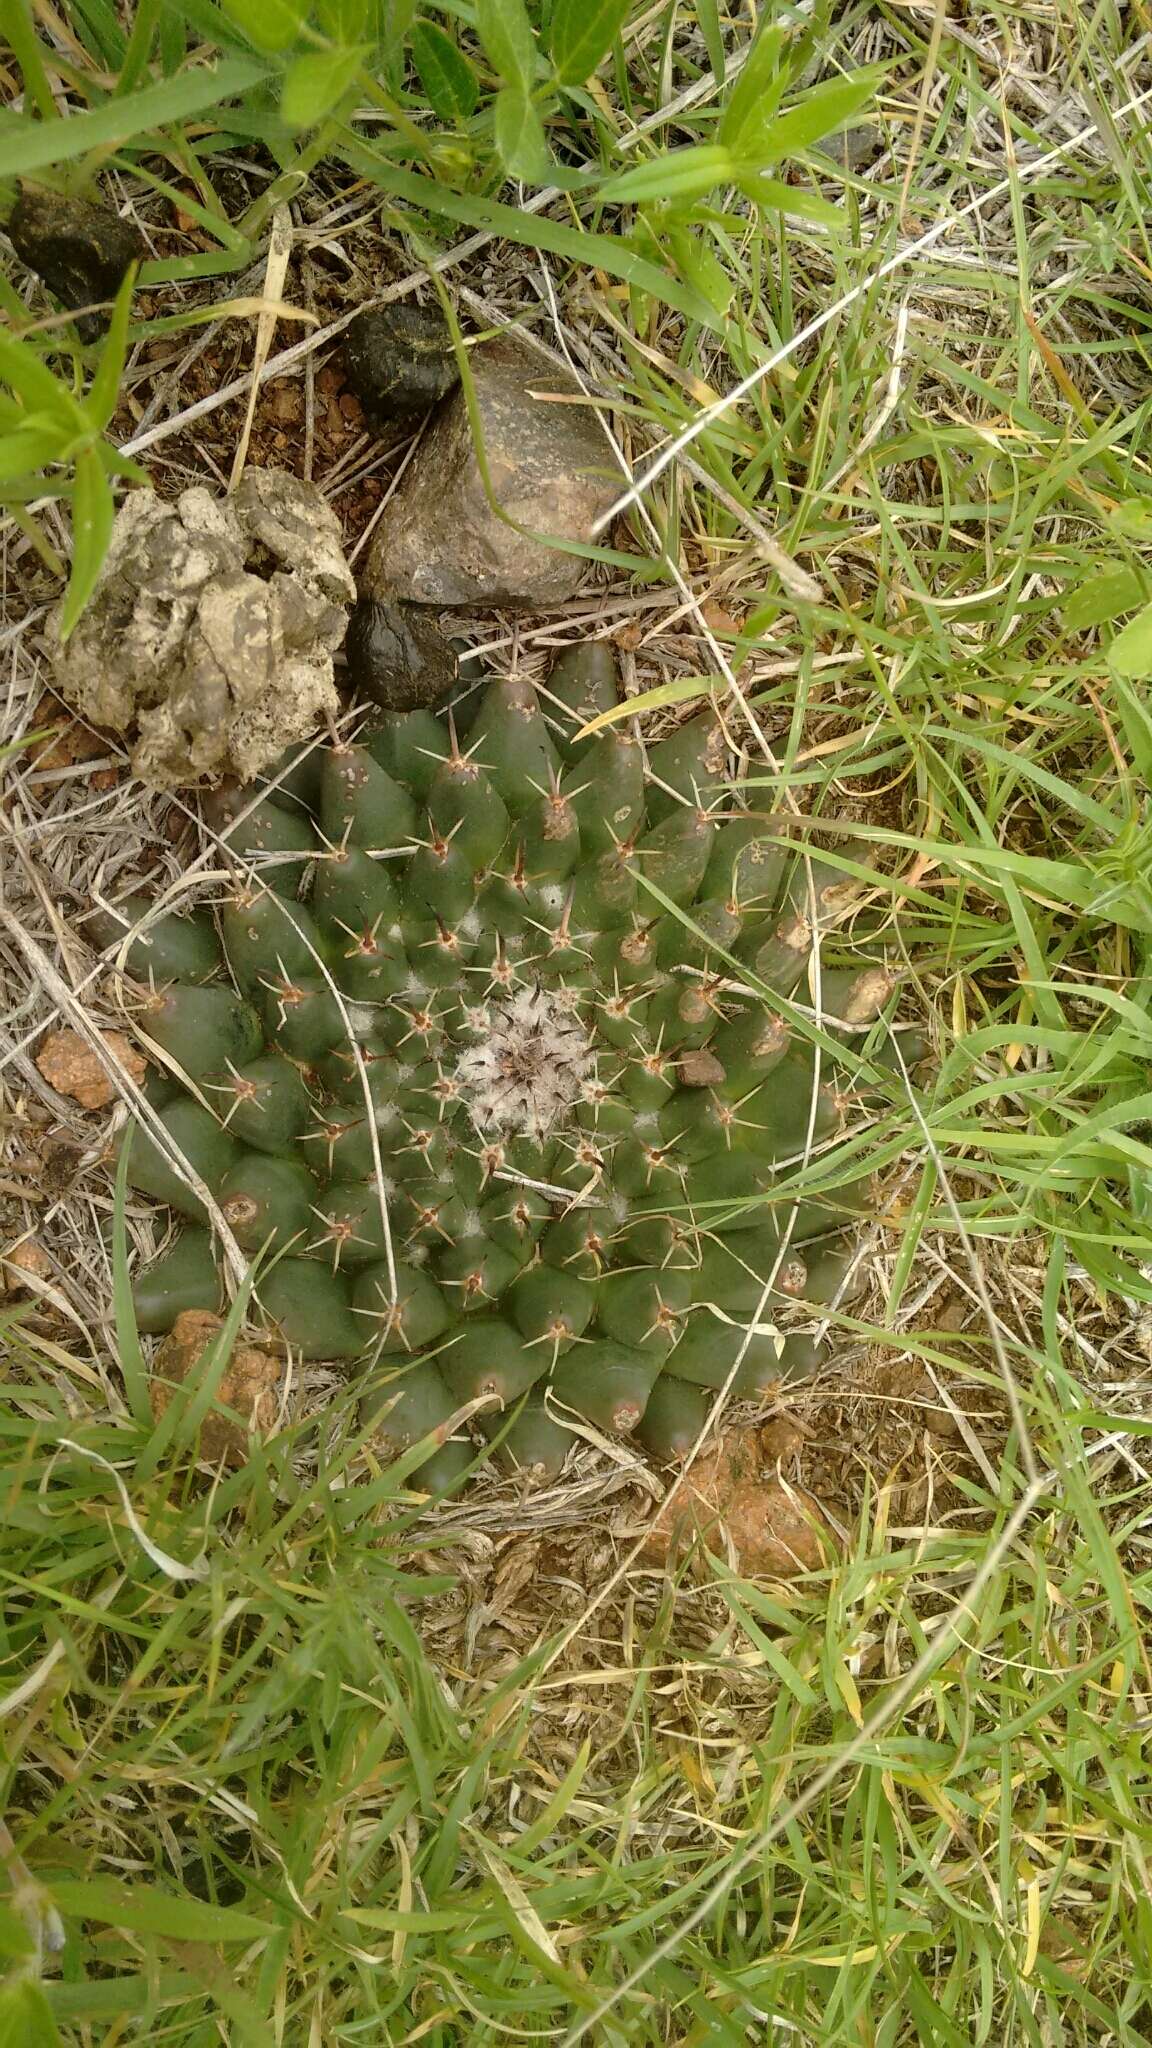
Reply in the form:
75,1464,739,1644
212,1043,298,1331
118,647,913,1492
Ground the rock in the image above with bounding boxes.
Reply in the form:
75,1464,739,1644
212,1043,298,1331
641,1429,835,1579
362,335,617,609
343,597,459,712
52,472,355,788
2,1238,54,1290
7,183,145,339
150,1309,281,1466
35,1027,145,1110
342,304,459,426
678,1049,726,1090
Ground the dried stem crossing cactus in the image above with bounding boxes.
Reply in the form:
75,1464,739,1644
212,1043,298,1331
111,648,907,1491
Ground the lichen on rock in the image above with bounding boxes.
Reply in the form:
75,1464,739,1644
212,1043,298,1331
52,471,355,788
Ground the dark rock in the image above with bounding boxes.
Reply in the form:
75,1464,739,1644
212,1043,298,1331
361,335,618,609
344,597,458,711
342,303,459,425
8,183,145,339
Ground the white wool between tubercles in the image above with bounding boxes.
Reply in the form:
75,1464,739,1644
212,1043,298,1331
453,983,596,1141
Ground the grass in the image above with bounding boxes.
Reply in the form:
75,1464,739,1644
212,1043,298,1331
3,0,1152,2042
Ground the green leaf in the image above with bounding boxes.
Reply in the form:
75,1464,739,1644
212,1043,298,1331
1107,598,1152,679
0,1903,34,1959
281,45,366,127
410,21,478,120
1063,563,1145,630
87,267,138,431
219,0,304,48
752,70,879,163
111,1128,152,1427
339,136,725,331
493,84,550,180
600,144,738,205
315,0,371,34
0,419,69,481
475,0,536,88
58,447,115,643
1107,497,1152,540
733,173,842,226
548,0,630,86
50,1878,273,1943
0,1980,61,2048
0,57,270,178
695,0,726,84
719,24,787,151
0,332,84,424
576,673,716,735
664,223,734,317
1108,672,1152,783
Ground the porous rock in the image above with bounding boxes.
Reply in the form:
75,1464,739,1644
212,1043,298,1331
642,1430,835,1579
52,472,355,788
362,335,617,609
150,1309,282,1466
35,1027,145,1110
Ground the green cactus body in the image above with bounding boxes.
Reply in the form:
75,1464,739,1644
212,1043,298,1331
88,894,222,985
132,1226,222,1333
124,652,901,1483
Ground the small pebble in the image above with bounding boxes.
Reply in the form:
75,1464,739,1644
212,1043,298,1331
342,304,459,426
344,596,458,712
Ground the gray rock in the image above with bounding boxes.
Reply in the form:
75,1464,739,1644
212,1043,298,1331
362,336,617,609
52,472,354,788
343,597,458,711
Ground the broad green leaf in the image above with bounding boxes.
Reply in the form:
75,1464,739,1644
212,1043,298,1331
0,1980,60,2048
475,0,536,88
315,0,372,34
0,419,68,481
410,21,478,120
665,223,734,316
600,144,738,205
1108,498,1152,540
339,138,725,331
87,267,138,431
1107,599,1152,679
0,57,269,177
719,24,787,151
371,0,418,80
734,172,841,224
753,70,878,163
548,0,630,86
44,1975,196,2023
58,447,115,642
219,0,304,48
281,45,366,127
0,332,84,424
50,1878,272,1943
493,83,550,180
1063,563,1144,630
